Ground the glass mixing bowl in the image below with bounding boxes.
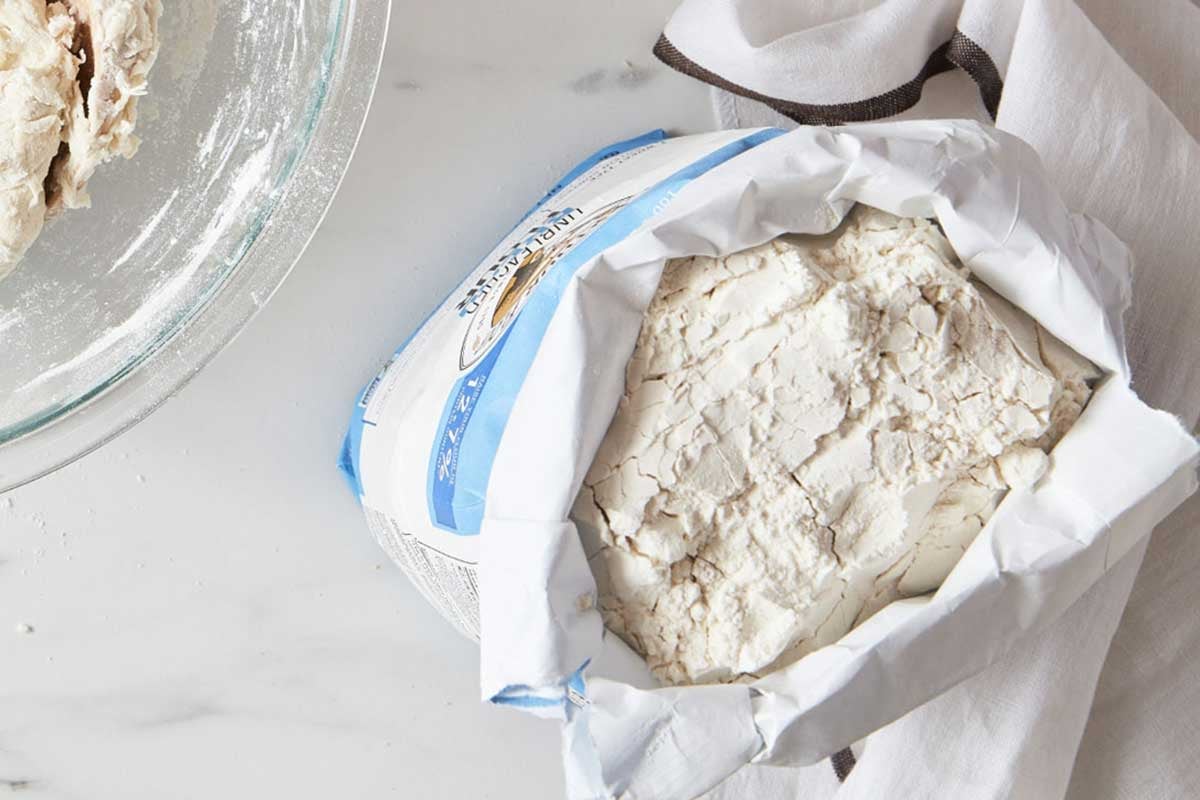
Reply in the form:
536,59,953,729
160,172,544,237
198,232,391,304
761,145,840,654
0,0,390,490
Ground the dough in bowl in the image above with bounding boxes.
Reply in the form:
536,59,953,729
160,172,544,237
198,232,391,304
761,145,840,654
0,0,160,279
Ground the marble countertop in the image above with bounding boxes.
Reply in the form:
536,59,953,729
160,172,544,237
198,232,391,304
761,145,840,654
0,2,713,797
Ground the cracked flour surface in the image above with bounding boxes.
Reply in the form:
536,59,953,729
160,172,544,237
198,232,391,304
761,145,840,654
572,206,1099,685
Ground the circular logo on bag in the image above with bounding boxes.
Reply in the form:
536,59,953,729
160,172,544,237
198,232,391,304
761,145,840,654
491,248,550,328
457,199,629,370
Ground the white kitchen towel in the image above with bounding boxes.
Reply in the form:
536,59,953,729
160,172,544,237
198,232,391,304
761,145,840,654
654,1,1200,798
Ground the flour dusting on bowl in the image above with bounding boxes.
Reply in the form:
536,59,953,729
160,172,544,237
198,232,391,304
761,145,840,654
0,0,390,489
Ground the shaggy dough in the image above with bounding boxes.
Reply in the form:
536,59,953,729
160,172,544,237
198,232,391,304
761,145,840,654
0,2,78,275
0,0,160,279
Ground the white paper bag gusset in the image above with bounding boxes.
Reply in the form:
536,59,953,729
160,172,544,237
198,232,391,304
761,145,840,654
341,121,1199,800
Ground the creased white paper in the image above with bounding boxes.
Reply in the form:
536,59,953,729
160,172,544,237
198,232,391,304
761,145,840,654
476,121,1199,799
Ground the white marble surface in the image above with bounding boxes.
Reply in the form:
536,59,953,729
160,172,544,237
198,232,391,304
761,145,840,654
0,3,712,797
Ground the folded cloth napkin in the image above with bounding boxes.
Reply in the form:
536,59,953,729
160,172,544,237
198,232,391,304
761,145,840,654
651,1,1200,798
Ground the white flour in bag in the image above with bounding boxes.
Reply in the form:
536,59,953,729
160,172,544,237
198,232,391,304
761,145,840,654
342,124,1200,798
573,206,1099,685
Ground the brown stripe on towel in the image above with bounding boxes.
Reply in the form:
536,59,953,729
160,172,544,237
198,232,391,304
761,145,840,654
944,31,1003,118
831,746,858,782
653,30,1003,124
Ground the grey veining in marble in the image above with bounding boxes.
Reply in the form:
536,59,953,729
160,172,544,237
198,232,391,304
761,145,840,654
568,61,659,94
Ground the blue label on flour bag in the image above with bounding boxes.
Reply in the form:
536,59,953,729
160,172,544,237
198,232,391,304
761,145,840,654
428,331,510,531
339,130,670,502
425,128,785,535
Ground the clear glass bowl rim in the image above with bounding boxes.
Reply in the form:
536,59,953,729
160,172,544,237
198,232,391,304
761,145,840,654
0,0,392,492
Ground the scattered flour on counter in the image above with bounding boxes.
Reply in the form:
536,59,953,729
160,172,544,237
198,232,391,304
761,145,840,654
572,206,1100,685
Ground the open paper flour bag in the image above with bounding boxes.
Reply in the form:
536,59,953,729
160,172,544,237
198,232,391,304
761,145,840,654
341,121,1199,799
